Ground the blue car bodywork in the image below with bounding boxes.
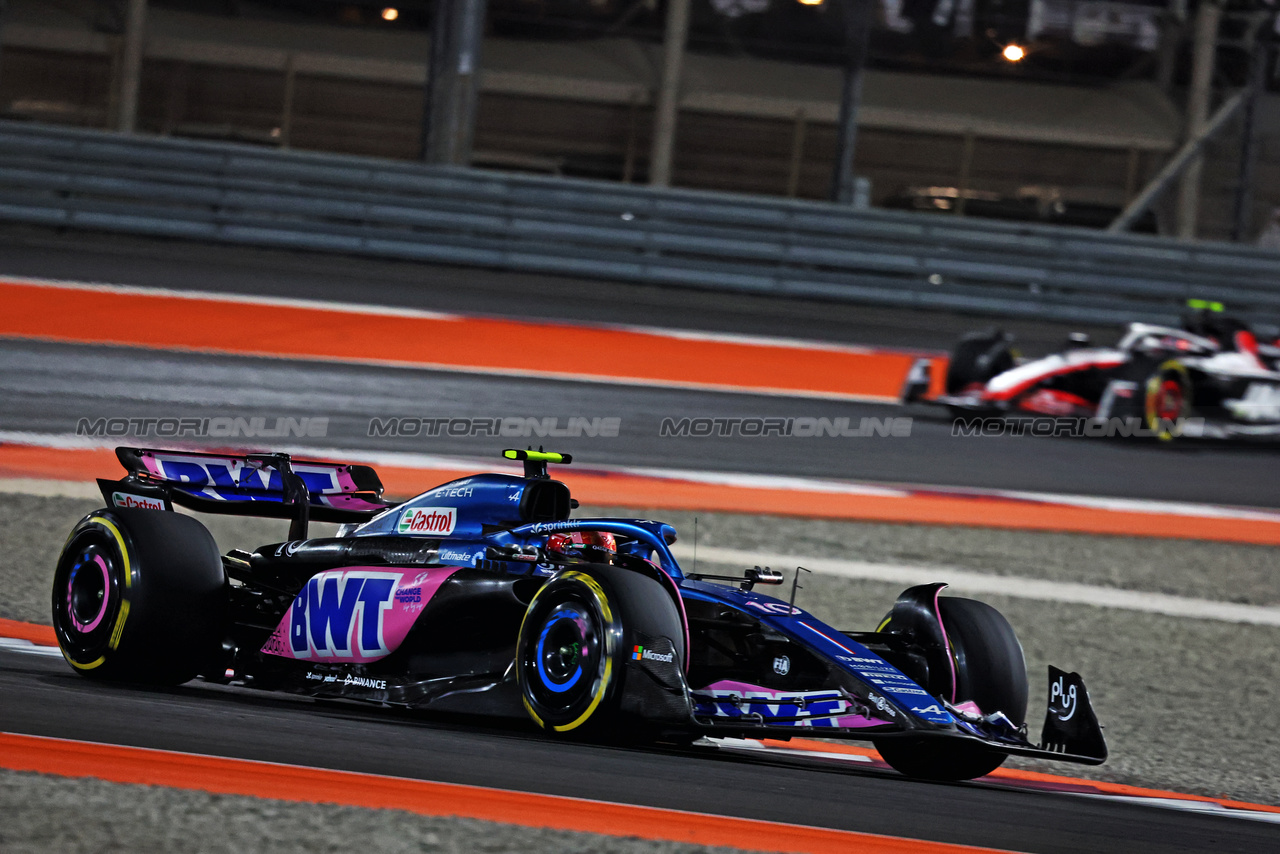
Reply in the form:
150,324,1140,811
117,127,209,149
79,446,1106,773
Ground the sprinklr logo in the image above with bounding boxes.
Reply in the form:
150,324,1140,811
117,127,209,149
397,507,457,535
632,644,674,663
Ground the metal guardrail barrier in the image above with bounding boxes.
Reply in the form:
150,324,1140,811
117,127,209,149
0,120,1278,328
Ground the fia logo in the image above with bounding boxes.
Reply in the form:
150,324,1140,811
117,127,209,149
772,655,791,676
1050,675,1078,721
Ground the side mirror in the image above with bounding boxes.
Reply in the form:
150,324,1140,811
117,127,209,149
743,566,784,589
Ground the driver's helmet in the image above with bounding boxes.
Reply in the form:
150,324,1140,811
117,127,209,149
546,531,617,563
1182,310,1252,351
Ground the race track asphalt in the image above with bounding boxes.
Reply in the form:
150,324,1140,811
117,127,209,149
4,227,1280,508
1,647,1274,854
3,227,1280,853
2,339,1279,508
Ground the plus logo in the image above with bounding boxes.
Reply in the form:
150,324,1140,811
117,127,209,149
289,571,400,659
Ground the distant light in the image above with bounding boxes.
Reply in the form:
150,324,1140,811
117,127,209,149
381,7,399,21
797,0,824,6
1002,44,1025,63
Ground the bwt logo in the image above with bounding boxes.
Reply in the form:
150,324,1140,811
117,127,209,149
398,507,457,535
289,571,400,659
152,456,341,498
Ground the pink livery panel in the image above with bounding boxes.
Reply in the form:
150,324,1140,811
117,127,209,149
261,566,460,662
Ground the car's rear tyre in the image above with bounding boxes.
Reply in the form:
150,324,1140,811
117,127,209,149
946,330,1016,394
516,564,684,739
51,509,227,685
876,597,1028,781
1144,361,1191,441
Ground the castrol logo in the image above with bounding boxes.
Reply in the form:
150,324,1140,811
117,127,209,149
397,506,457,535
112,492,165,511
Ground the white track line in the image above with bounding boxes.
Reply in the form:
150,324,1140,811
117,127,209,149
673,545,1280,627
5,432,1280,522
0,478,100,499
1072,794,1280,825
0,638,62,658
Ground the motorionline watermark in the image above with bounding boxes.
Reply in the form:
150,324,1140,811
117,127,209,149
368,416,622,438
951,416,1205,439
659,416,913,438
76,416,329,438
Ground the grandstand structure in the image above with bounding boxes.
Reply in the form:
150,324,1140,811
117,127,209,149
0,0,1273,240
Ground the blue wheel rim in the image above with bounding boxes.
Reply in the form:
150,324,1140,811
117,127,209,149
535,603,590,693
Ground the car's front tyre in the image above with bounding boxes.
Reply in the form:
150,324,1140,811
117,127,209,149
517,568,621,734
516,564,686,739
946,330,1016,395
876,596,1028,781
1144,360,1192,441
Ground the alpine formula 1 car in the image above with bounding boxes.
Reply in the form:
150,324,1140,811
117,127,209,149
903,308,1280,441
53,447,1106,781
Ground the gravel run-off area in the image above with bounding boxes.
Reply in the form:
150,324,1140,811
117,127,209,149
2,493,1278,850
0,768,751,854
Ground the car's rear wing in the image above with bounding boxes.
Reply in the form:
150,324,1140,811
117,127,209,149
98,447,395,539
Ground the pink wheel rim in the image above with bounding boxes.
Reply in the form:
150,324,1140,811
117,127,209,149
67,554,111,633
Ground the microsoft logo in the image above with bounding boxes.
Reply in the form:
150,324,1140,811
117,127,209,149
631,644,673,664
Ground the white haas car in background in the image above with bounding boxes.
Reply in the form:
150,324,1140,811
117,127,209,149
903,310,1280,441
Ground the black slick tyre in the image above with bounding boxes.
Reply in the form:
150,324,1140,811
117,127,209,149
876,597,1028,781
1144,361,1191,441
51,508,227,685
516,564,684,739
945,330,1016,394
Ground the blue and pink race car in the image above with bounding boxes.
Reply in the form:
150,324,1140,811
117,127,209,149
53,448,1106,781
